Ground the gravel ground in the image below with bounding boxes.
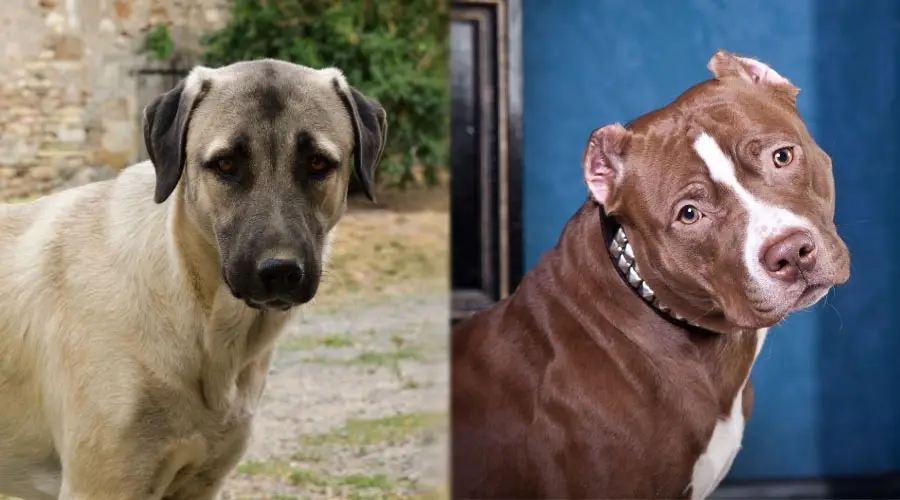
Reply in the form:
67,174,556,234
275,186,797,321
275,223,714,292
220,288,449,500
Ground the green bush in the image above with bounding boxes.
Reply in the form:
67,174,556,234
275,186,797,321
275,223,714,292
199,0,450,188
143,25,175,61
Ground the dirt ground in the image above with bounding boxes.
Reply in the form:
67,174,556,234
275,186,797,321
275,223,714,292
0,185,450,500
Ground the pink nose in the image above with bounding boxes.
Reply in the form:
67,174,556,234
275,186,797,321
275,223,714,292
760,231,818,282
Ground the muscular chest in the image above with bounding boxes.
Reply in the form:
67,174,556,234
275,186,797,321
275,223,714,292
688,383,750,500
688,329,767,499
544,344,762,499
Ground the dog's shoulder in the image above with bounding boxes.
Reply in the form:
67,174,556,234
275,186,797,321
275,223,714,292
116,160,157,185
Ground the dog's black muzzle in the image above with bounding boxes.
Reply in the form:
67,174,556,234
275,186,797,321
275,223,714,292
223,251,321,310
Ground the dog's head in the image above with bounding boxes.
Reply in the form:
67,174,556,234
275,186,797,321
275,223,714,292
583,50,850,333
142,59,388,310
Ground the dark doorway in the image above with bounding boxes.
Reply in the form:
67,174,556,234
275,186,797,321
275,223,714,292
449,0,523,323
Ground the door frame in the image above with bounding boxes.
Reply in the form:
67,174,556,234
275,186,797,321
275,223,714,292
449,0,524,322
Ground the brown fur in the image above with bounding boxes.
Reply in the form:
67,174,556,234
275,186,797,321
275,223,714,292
451,51,849,499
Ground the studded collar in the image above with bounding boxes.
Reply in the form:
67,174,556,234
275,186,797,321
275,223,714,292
599,205,709,331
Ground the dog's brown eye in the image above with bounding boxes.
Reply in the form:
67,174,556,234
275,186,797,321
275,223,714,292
773,147,793,168
216,158,236,175
677,205,702,225
310,155,329,172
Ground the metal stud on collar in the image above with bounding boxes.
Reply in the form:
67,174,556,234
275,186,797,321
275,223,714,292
607,227,694,326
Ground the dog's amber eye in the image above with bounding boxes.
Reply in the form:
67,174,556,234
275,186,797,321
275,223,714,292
773,147,794,168
215,158,236,175
677,205,702,225
310,155,329,172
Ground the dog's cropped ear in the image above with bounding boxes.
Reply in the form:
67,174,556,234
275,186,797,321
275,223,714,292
707,49,800,103
583,123,632,209
333,78,388,203
142,69,212,204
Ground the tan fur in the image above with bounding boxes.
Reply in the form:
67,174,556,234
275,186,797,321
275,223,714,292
0,59,386,500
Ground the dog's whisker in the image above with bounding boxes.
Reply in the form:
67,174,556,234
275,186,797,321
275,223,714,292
319,270,348,289
825,301,844,331
820,288,845,332
835,219,870,227
687,304,718,324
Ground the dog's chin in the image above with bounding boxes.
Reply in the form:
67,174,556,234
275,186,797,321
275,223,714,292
242,298,295,311
240,297,312,312
729,283,834,329
790,284,832,311
775,282,833,316
226,288,314,312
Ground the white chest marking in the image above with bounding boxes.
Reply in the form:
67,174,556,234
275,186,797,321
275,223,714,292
688,329,768,500
692,133,811,290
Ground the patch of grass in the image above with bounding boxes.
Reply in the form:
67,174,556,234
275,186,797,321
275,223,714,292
334,474,430,500
354,347,422,366
287,468,325,487
235,459,325,491
301,345,424,386
338,473,393,489
300,411,447,447
234,454,444,499
290,449,324,463
236,459,289,476
321,335,355,348
300,332,425,371
282,333,355,351
233,456,433,499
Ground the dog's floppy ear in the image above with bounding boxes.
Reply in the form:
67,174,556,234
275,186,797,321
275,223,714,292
707,49,800,103
142,69,212,204
583,123,632,209
333,78,388,203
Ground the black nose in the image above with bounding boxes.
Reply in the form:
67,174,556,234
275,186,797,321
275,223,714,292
257,258,304,295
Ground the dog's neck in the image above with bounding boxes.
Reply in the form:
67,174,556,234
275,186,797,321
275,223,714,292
597,205,722,336
168,189,289,413
169,189,223,311
549,202,763,411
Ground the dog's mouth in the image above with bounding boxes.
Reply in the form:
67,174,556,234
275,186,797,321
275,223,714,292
738,282,833,328
793,283,831,310
222,270,317,311
235,292,314,311
244,298,298,311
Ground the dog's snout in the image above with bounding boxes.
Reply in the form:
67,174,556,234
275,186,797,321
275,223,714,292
760,231,818,282
257,258,304,295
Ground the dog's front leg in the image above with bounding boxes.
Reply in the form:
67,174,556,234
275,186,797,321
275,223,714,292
58,432,207,500
162,476,227,500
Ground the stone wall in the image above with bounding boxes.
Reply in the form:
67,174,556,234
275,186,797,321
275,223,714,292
0,0,229,200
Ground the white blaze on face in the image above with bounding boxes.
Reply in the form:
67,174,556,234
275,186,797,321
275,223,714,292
691,133,811,289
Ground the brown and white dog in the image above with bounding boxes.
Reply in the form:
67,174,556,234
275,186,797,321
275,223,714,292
451,50,851,499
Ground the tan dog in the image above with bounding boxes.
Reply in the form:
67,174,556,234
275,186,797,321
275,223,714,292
0,59,387,500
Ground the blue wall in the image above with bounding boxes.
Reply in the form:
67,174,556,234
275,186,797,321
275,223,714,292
522,0,900,480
